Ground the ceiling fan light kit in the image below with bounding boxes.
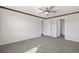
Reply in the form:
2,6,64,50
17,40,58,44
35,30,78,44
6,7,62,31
45,12,49,15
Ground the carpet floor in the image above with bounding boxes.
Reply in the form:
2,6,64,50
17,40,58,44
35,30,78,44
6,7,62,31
0,36,79,53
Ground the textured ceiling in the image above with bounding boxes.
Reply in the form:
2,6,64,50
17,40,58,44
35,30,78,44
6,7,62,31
5,6,79,18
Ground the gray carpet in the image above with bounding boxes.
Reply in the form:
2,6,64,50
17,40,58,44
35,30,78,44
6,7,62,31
0,36,79,53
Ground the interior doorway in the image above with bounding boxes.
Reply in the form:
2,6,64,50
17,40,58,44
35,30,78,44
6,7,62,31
56,19,65,38
60,19,65,38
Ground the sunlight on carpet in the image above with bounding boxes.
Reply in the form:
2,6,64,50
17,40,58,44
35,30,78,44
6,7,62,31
24,45,40,53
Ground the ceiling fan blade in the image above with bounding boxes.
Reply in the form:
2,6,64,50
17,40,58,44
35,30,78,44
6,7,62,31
39,11,45,14
48,6,54,12
49,10,57,13
39,8,45,11
46,7,49,11
48,6,55,11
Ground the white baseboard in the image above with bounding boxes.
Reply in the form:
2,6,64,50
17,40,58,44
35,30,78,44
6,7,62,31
0,35,41,45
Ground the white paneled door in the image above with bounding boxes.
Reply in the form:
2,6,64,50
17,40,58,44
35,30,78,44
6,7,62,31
43,20,51,36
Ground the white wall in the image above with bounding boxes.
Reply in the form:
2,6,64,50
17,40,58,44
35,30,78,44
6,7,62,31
65,13,79,42
0,8,42,45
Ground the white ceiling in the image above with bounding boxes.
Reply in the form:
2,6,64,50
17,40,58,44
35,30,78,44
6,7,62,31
6,6,79,18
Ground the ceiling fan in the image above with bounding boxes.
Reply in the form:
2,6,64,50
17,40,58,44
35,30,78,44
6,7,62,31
39,6,57,15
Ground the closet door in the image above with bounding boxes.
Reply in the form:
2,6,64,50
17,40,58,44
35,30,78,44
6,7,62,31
43,20,51,36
